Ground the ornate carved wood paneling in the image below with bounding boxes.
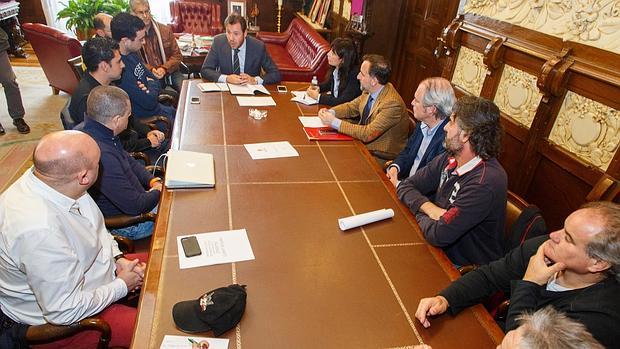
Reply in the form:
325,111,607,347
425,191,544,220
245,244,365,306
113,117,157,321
435,13,620,228
17,0,46,25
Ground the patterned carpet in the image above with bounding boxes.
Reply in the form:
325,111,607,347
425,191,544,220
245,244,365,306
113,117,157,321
0,66,67,191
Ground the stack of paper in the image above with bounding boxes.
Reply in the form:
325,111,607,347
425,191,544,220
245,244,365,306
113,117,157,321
197,82,229,92
244,141,299,160
236,96,276,107
291,91,318,105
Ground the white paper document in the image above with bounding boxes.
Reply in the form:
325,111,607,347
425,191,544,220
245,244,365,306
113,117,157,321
228,84,270,95
236,96,276,107
298,116,325,128
197,82,229,92
290,91,318,105
160,335,229,349
244,141,299,160
176,229,255,269
338,209,395,231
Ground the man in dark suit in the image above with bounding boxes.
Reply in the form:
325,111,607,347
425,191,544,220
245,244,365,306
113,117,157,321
200,14,280,85
386,77,455,187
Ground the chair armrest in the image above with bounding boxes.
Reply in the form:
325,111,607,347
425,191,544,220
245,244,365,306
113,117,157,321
158,92,178,108
383,160,394,171
114,235,135,253
370,150,397,161
105,212,157,230
26,318,111,345
256,31,290,45
457,264,479,275
145,165,165,177
129,151,151,166
139,115,172,139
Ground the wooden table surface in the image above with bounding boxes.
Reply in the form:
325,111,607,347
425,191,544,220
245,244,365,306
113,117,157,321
130,80,503,349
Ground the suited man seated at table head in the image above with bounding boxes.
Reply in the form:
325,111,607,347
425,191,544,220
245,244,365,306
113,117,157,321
200,14,281,85
94,13,113,38
81,85,162,240
397,96,507,266
386,77,455,187
0,130,144,348
317,54,410,164
111,12,176,123
70,36,166,158
413,306,604,349
414,202,620,348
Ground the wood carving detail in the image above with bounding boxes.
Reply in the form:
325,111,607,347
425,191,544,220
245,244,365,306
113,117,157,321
463,0,620,53
451,46,486,96
549,91,620,170
494,65,542,128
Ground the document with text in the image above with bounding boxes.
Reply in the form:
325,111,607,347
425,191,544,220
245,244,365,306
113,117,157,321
298,116,325,128
160,335,229,349
228,84,270,95
176,229,255,269
244,141,299,160
236,96,276,107
197,82,229,92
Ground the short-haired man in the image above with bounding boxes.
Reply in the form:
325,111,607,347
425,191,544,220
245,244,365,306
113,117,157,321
0,27,29,135
0,130,145,347
386,77,455,187
69,36,166,158
111,12,176,123
130,0,184,93
415,202,620,348
397,96,507,266
200,14,280,85
81,85,162,240
413,306,604,349
318,54,409,163
93,13,112,38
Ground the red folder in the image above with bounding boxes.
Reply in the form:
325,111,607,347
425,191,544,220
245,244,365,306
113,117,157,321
303,127,354,141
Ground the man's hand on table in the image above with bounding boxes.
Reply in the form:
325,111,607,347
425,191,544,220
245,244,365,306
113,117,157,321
415,296,449,328
240,73,257,85
318,108,336,125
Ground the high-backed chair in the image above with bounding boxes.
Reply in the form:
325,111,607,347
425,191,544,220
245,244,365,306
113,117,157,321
22,23,82,95
169,0,223,36
256,18,330,82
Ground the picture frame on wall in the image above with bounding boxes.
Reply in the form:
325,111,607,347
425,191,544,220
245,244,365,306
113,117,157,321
228,0,247,18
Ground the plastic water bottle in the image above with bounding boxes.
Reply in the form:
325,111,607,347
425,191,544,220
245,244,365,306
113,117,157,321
311,75,318,88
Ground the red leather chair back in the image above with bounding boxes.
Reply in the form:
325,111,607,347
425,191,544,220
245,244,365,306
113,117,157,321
22,23,82,95
169,0,222,35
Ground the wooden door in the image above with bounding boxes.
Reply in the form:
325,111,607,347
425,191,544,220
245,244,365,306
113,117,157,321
392,0,460,103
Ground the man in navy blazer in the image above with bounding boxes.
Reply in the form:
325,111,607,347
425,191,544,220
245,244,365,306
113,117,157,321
386,77,455,187
200,14,280,85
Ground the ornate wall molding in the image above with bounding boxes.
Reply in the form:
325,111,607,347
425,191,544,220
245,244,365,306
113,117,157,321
549,91,620,171
451,46,485,96
462,0,620,54
494,65,542,128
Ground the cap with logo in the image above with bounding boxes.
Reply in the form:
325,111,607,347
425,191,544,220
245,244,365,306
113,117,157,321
172,284,247,336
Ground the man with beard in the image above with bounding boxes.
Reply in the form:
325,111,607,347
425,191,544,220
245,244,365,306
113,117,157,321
397,95,507,266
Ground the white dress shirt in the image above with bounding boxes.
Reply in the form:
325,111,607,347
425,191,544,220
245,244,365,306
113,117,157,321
0,168,127,325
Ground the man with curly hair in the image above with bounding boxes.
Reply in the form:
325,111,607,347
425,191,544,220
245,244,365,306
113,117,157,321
397,95,507,266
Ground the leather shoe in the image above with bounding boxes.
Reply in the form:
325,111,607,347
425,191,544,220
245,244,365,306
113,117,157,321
0,122,5,135
13,118,30,134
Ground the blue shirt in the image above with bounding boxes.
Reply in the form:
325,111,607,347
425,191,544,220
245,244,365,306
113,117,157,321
410,121,443,176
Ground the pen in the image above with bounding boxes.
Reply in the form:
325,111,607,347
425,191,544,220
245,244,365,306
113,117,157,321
188,338,198,344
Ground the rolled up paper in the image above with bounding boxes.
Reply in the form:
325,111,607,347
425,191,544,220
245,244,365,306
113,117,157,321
338,208,395,231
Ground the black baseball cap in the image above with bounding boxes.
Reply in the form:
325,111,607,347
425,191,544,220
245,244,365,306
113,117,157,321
172,284,247,336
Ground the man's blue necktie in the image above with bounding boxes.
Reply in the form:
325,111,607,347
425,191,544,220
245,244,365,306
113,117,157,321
360,96,374,125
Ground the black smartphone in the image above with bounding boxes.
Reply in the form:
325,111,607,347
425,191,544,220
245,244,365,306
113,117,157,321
277,85,288,93
181,236,202,257
190,96,200,104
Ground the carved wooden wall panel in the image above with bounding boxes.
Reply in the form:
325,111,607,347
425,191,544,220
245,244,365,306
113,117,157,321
436,13,620,229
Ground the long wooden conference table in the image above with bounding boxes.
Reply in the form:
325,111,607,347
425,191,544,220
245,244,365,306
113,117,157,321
131,80,504,348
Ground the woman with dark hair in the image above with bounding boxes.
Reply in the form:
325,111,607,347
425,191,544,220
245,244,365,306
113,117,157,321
306,37,361,106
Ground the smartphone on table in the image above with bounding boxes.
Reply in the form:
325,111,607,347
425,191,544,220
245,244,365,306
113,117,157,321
181,236,202,257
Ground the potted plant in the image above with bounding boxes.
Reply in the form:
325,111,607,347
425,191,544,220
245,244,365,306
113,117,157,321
57,0,129,40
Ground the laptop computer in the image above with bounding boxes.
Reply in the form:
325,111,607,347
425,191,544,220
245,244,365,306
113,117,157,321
164,150,215,189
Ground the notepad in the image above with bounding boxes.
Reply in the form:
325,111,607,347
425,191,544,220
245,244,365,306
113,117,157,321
164,150,215,189
228,84,270,95
291,91,318,105
236,96,276,107
298,116,325,128
197,82,229,92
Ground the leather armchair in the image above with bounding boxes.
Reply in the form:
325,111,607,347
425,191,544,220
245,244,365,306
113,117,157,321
169,0,223,36
22,23,82,95
256,18,330,82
